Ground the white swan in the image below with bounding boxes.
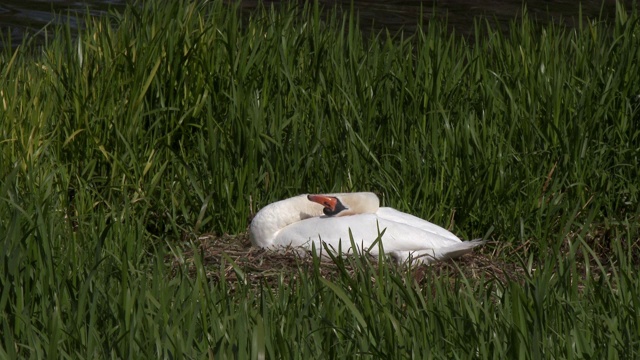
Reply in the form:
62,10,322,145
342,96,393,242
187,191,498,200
249,192,485,264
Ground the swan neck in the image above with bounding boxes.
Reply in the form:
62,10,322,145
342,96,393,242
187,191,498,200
337,192,380,216
250,194,324,247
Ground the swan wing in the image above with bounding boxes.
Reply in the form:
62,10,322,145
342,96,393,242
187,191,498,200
392,239,486,263
375,207,460,243
272,214,379,250
273,213,462,254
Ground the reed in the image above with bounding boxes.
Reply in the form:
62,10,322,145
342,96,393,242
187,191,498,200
1,0,638,358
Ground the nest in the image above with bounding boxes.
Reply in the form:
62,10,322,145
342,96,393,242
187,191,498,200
167,233,529,291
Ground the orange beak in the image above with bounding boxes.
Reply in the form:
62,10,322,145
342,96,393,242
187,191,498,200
307,194,338,212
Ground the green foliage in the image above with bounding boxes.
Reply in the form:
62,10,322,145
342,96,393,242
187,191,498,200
1,0,639,358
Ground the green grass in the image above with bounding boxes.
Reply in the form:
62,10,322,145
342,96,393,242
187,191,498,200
1,0,639,358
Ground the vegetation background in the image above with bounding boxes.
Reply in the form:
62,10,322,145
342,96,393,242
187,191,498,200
1,0,639,358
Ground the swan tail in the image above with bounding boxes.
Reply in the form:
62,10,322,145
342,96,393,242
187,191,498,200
408,238,486,264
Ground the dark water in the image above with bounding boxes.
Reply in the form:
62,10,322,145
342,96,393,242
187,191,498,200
0,0,127,48
243,0,631,37
0,0,634,50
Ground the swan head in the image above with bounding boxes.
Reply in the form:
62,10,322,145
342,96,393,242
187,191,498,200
307,192,379,217
307,194,347,216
